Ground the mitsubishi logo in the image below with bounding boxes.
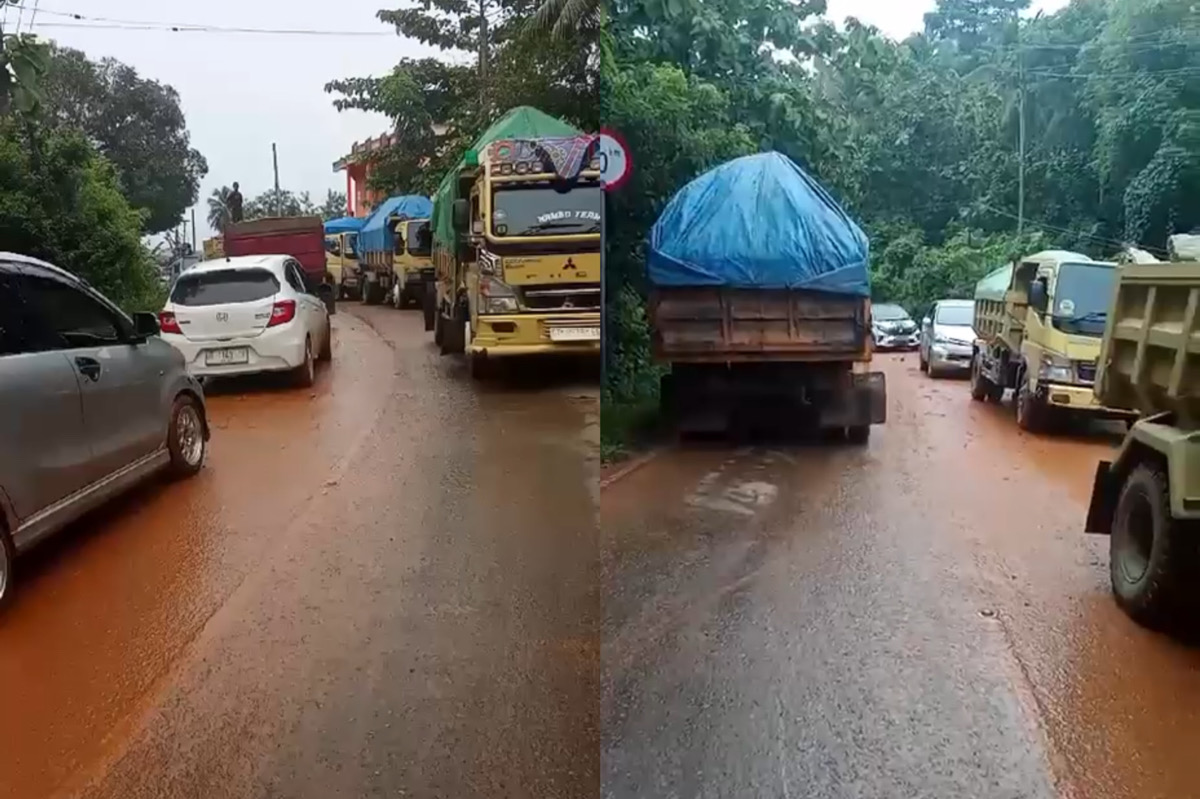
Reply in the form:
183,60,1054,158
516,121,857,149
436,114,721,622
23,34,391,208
563,258,575,271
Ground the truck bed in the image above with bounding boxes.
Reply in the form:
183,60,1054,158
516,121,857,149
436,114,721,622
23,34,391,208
650,287,870,362
1096,261,1200,424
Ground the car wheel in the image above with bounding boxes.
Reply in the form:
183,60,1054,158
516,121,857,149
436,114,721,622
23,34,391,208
294,337,316,388
919,349,928,373
318,319,333,361
0,521,14,610
167,394,207,478
1111,464,1200,628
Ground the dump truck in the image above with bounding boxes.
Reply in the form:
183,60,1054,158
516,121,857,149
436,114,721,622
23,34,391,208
1085,237,1200,628
357,195,433,307
388,215,434,312
324,216,365,300
430,106,602,377
223,216,336,314
970,250,1136,431
648,151,886,442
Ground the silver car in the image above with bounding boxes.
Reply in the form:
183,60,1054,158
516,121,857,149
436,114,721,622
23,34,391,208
0,253,210,606
918,299,976,377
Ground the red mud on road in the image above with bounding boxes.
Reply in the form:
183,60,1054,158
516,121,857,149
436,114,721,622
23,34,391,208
0,314,394,799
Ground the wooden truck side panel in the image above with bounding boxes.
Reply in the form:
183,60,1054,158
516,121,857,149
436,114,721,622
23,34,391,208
224,216,327,284
650,287,871,363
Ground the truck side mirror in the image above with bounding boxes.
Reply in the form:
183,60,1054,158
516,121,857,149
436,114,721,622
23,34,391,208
1030,278,1049,313
452,199,470,231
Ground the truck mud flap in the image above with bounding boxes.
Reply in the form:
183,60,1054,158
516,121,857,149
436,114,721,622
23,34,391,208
1085,460,1115,535
819,372,887,428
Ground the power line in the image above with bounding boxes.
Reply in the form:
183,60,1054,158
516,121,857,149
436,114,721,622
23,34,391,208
31,8,396,37
980,203,1167,255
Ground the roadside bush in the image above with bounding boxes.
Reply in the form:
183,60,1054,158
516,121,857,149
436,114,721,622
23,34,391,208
0,120,163,311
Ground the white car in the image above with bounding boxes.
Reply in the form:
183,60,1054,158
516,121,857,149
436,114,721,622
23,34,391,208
159,255,332,386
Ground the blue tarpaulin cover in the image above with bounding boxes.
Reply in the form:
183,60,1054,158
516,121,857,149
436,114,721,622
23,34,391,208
324,216,365,234
359,195,434,253
647,152,870,295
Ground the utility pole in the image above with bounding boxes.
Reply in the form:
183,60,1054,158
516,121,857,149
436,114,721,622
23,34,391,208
478,0,489,109
272,143,281,216
1016,17,1026,237
190,207,197,251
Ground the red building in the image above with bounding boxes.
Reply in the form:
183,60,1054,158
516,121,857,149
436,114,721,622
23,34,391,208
333,125,449,217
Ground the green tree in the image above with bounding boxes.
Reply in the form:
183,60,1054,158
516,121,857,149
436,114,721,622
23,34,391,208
0,119,162,310
38,44,209,234
207,185,232,233
531,0,603,39
320,189,348,220
243,188,317,220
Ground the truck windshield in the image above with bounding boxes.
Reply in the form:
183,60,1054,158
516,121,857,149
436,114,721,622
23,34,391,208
406,221,431,256
491,184,602,237
1053,262,1116,336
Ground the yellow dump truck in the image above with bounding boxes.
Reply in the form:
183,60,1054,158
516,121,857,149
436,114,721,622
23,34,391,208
202,236,224,260
970,249,1137,431
1085,240,1200,628
431,107,601,378
389,217,434,310
325,231,361,299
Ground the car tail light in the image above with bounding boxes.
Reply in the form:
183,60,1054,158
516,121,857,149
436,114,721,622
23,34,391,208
267,299,296,327
158,311,182,334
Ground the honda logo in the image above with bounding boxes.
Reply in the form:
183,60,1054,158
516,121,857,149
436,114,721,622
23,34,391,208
216,312,229,322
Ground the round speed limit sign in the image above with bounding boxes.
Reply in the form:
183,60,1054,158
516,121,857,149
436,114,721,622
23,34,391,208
598,128,632,191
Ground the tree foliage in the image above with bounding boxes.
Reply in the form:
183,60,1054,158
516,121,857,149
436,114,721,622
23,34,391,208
603,0,1200,411
38,44,209,235
0,120,162,310
326,0,597,198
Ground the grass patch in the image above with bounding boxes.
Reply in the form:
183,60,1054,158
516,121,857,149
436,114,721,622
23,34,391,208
600,395,662,464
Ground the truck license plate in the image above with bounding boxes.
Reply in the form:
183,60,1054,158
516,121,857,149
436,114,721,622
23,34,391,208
549,326,600,342
205,347,249,365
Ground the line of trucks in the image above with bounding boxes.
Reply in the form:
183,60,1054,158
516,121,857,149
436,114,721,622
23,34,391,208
640,147,1200,633
202,106,602,377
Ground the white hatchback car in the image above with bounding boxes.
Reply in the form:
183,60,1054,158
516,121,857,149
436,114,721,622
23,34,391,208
159,255,332,386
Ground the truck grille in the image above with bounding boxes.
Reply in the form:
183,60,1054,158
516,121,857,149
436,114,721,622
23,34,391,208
520,283,600,312
1076,361,1097,383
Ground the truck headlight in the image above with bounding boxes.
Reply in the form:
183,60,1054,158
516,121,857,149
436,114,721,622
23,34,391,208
480,275,518,314
1039,353,1073,383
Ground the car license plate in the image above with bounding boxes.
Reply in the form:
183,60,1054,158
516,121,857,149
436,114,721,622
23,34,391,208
549,326,600,342
205,347,249,365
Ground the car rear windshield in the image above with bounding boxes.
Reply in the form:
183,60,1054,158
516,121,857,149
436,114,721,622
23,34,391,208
170,269,279,307
936,303,974,326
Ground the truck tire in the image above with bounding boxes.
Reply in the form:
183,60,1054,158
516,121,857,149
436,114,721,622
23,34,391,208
659,373,677,418
846,425,871,445
1015,380,1048,432
423,286,436,332
434,304,445,348
970,356,995,402
1111,464,1200,628
440,302,466,355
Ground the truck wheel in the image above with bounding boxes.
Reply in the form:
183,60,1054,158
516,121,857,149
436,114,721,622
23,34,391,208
434,304,445,348
659,373,677,418
318,319,333,361
1111,464,1200,628
969,357,993,402
423,287,436,332
1015,381,1047,432
919,350,929,373
846,425,871,445
469,351,491,380
440,303,466,355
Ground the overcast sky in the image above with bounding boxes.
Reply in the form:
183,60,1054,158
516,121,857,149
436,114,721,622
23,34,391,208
15,0,1068,239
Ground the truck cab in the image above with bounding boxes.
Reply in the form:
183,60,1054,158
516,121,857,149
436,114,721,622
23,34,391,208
389,217,434,308
971,250,1136,430
325,232,360,300
434,133,602,376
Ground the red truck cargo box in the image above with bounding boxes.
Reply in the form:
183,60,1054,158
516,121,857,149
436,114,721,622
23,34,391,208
223,216,327,284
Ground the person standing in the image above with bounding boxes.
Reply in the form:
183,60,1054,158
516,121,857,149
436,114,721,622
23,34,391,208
228,182,244,224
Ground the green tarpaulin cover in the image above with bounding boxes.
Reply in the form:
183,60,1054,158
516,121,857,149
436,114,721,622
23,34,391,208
974,263,1013,302
431,106,582,247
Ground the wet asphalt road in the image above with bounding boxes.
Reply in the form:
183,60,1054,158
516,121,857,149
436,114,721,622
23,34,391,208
0,304,598,799
602,354,1200,799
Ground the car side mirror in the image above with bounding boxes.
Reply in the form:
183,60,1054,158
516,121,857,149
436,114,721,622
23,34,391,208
452,198,470,231
922,317,931,327
131,311,160,340
1030,278,1049,313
